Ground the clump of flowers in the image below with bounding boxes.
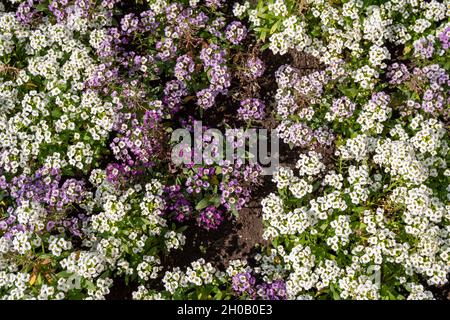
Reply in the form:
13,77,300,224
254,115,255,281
256,280,287,300
232,272,255,297
225,21,247,45
237,98,266,121
197,206,224,231
245,56,266,79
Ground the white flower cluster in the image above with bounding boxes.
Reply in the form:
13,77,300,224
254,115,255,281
0,13,116,175
132,286,166,300
48,236,73,257
60,251,107,280
233,1,250,18
259,110,449,299
225,259,251,277
296,151,326,177
136,256,162,281
162,259,217,294
357,92,392,134
272,166,294,189
147,0,169,15
243,0,449,91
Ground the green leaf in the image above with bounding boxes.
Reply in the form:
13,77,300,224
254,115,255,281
214,290,223,300
36,4,48,12
261,43,271,51
51,109,62,118
270,20,280,35
84,279,97,291
56,271,72,278
210,196,221,206
230,204,239,217
195,198,211,211
260,30,267,42
330,285,341,300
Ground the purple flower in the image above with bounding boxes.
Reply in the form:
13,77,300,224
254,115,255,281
413,36,435,59
163,80,188,113
225,21,247,45
121,13,140,34
164,185,193,222
327,96,356,122
197,206,224,231
209,65,231,93
0,220,7,231
256,280,287,300
46,221,56,232
237,98,266,121
200,44,226,68
175,54,196,82
156,37,177,61
196,87,218,109
205,0,226,9
232,272,256,296
438,27,450,50
48,0,68,22
246,57,266,79
16,0,38,24
387,63,410,85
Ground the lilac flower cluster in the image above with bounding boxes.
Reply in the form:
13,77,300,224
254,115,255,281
206,17,226,38
175,54,196,82
48,0,69,22
199,43,225,68
220,158,262,213
156,37,178,62
413,35,435,59
277,119,336,148
256,280,287,300
163,80,189,114
410,65,449,117
245,57,266,79
230,272,287,300
89,2,240,117
196,88,218,110
205,0,226,10
106,109,163,185
387,63,450,118
237,98,266,121
197,44,231,109
225,21,248,45
15,0,38,24
438,27,450,51
85,63,119,93
197,205,224,231
210,64,232,93
0,166,87,237
326,96,356,122
185,166,216,195
232,272,256,296
387,63,410,85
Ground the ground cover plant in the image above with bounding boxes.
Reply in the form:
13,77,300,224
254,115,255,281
0,0,449,300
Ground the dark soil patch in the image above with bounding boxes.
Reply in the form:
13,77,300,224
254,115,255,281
106,277,138,300
162,195,266,271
